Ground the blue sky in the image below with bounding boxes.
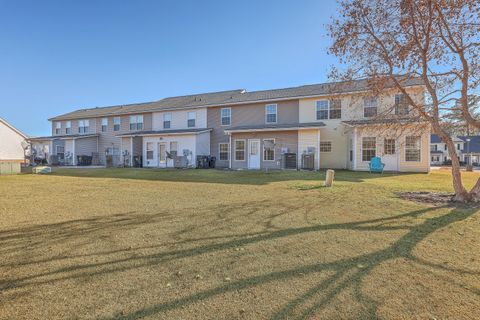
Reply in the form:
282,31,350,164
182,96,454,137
0,0,338,136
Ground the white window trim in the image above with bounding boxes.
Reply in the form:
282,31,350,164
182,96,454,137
361,137,377,162
363,97,378,118
405,136,422,162
234,139,246,161
319,141,332,153
315,100,330,120
218,142,229,161
187,111,196,127
265,104,278,124
262,138,275,161
221,107,231,126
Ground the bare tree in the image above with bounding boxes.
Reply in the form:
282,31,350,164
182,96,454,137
328,0,480,202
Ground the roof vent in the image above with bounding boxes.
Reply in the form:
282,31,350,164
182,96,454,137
240,89,247,94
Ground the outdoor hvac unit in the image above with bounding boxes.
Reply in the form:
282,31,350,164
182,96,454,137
282,153,297,169
302,153,315,170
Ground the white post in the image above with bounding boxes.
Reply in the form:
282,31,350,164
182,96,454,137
229,134,232,169
72,139,76,166
130,137,133,167
353,127,357,170
317,129,321,170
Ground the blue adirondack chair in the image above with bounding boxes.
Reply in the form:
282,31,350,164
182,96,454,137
369,156,385,173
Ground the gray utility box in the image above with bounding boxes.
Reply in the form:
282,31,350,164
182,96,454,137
0,162,21,175
301,154,315,170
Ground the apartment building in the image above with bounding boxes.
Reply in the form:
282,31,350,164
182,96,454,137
30,78,430,172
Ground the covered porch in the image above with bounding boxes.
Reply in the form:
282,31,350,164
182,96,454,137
118,128,211,168
224,122,325,170
29,134,100,166
343,119,430,173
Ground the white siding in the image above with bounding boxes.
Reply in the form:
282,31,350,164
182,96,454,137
298,129,320,170
152,108,207,130
0,120,26,161
143,135,198,168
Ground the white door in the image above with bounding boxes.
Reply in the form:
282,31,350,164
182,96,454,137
382,138,399,171
248,139,261,169
158,143,167,168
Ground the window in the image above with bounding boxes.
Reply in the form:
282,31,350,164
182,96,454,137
113,117,121,131
170,141,178,157
66,121,71,134
101,118,108,132
235,140,245,161
263,139,275,161
320,141,332,152
395,94,409,115
316,100,329,120
221,108,231,126
457,143,461,150
431,144,438,151
405,136,421,162
56,146,65,160
363,97,378,118
129,115,143,130
163,113,172,129
265,104,277,123
219,143,229,161
384,138,395,155
78,119,90,134
444,144,447,151
187,112,196,127
146,142,154,160
362,137,376,162
330,99,342,119
55,122,61,135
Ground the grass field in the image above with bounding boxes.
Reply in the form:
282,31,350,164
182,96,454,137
0,168,479,319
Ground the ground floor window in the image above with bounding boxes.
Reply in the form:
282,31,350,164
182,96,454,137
146,142,154,160
405,136,421,162
56,146,65,160
170,141,178,157
219,143,229,161
319,141,332,152
263,139,275,161
235,140,245,161
431,155,440,162
362,137,376,162
384,138,395,155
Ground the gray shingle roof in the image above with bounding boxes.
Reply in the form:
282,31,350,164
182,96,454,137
49,77,425,121
29,133,99,140
342,117,426,126
117,128,212,137
224,122,325,132
458,136,480,153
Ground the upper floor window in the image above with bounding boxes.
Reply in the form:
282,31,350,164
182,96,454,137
113,117,121,131
66,121,71,134
163,113,172,129
444,144,447,151
78,119,90,134
101,118,108,132
457,143,461,150
55,122,61,135
129,115,143,131
221,108,231,126
405,136,421,162
317,100,342,120
187,112,196,127
431,144,438,151
363,97,378,118
265,104,277,123
395,94,409,116
316,100,329,120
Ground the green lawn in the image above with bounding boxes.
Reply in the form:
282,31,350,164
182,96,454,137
0,169,479,319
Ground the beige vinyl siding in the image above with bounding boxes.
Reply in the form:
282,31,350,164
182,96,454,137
75,137,98,156
297,129,320,170
152,109,207,130
208,100,299,168
317,120,349,169
353,124,430,172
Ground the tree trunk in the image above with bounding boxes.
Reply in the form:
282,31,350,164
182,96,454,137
445,139,469,202
468,178,480,202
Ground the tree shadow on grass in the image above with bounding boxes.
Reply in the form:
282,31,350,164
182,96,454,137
1,201,478,319
49,167,418,186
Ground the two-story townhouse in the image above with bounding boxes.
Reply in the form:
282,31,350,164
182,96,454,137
430,134,465,165
31,78,430,172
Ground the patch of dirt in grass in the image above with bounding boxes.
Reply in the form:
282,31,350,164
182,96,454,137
399,192,455,206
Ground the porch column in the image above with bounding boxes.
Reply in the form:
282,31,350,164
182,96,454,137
72,139,76,166
317,129,321,170
353,127,357,170
130,137,133,167
229,134,232,169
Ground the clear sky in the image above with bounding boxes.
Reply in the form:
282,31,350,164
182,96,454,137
0,0,338,136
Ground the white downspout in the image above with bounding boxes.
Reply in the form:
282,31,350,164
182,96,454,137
130,137,133,167
317,129,321,170
353,127,357,171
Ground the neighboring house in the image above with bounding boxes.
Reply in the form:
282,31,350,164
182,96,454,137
430,134,480,165
0,118,28,163
32,78,430,172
